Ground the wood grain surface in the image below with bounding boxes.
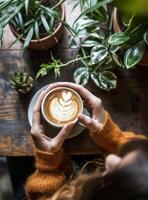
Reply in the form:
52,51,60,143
1,46,148,156
0,1,148,156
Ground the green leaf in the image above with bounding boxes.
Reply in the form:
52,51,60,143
24,27,34,48
108,32,130,45
144,31,148,45
89,30,105,40
34,21,39,40
25,0,29,15
24,19,35,27
81,39,99,47
91,71,117,91
0,0,13,10
17,12,24,28
73,18,98,34
112,53,123,67
51,0,65,10
0,24,3,47
109,45,120,53
74,0,113,23
78,0,85,10
73,67,89,85
86,6,108,22
91,44,108,65
125,19,146,46
124,42,145,69
1,2,24,27
36,68,48,79
41,14,51,33
9,33,24,48
39,5,59,19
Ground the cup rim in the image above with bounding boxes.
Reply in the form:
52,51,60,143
41,86,83,128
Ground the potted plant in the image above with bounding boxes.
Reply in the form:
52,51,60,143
111,1,148,66
0,0,65,49
36,0,119,91
36,0,148,91
10,72,34,94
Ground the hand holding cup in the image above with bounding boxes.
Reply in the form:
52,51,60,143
50,82,106,133
31,82,106,153
31,85,74,153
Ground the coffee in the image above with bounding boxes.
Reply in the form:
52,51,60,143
42,87,83,127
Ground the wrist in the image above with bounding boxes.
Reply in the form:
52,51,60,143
36,147,62,154
35,149,64,172
99,107,106,124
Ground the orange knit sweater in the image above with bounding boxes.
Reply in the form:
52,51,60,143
25,112,145,199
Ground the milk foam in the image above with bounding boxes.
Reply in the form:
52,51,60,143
49,91,78,122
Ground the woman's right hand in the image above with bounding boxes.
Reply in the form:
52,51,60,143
51,82,106,134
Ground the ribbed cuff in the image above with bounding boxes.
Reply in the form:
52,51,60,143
35,149,65,172
91,112,123,153
100,112,119,136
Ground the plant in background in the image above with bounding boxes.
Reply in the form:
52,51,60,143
72,0,148,86
37,0,118,91
108,3,148,68
0,0,64,48
10,72,33,94
36,0,148,91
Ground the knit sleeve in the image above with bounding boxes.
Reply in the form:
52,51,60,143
25,149,73,200
90,112,146,153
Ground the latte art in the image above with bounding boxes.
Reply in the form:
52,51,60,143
43,88,83,126
49,91,78,122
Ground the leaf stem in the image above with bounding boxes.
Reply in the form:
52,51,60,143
60,55,91,67
51,0,65,10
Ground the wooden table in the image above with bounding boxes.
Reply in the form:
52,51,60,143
1,2,148,157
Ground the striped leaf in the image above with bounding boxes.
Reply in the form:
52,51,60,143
81,39,99,47
73,67,89,85
0,24,3,47
124,41,145,69
108,32,129,45
25,0,29,15
1,3,24,26
91,71,117,91
74,0,113,23
112,53,123,67
41,14,51,33
34,21,39,40
144,31,148,45
24,27,34,48
91,44,108,65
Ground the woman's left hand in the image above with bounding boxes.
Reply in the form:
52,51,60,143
31,88,74,153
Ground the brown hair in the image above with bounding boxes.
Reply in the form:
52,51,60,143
49,139,148,200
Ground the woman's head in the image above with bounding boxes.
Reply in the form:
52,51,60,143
50,139,148,200
103,139,148,176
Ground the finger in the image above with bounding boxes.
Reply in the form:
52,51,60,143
31,124,44,135
33,82,62,113
33,90,46,113
92,105,104,120
32,111,41,127
78,114,100,132
32,83,60,124
43,82,61,94
53,82,97,105
53,122,75,146
32,90,46,128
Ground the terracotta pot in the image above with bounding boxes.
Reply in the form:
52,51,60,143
113,7,148,66
10,4,65,50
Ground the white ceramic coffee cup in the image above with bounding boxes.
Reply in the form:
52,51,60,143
41,87,84,128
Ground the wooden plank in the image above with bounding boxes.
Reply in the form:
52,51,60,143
0,0,148,156
0,47,148,156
